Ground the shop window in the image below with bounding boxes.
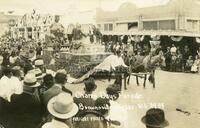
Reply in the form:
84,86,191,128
159,20,175,30
143,21,158,30
187,20,198,32
104,24,113,31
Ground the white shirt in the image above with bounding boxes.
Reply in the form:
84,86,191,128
9,56,18,64
42,119,69,128
10,76,23,95
95,55,128,71
0,76,23,102
170,46,177,53
0,76,10,101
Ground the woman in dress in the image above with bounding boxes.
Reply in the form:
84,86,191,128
191,55,200,73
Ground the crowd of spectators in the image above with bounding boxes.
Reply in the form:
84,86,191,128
1,33,200,128
102,35,200,73
164,44,200,73
0,35,168,128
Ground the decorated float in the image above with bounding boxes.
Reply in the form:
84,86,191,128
43,17,111,78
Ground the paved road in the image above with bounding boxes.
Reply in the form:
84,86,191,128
67,70,200,128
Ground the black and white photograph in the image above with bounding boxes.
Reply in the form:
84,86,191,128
0,0,200,128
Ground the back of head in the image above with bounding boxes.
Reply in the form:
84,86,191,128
106,84,120,101
95,97,110,116
74,111,107,128
84,77,97,92
43,74,54,88
3,67,12,77
55,72,67,85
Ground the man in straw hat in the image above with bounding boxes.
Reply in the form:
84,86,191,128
42,92,78,128
141,108,169,128
23,72,41,101
34,59,46,73
28,68,46,85
6,73,42,128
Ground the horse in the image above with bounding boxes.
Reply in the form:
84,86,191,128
125,51,164,88
72,51,164,91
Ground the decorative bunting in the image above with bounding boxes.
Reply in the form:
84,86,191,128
170,36,183,42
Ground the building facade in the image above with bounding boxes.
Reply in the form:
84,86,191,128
0,12,19,36
96,0,200,37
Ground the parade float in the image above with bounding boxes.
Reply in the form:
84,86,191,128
43,16,111,78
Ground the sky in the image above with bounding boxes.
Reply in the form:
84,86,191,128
0,0,170,15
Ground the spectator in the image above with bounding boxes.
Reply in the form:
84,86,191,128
8,72,42,128
42,93,78,128
170,44,177,55
164,47,171,71
0,55,4,78
74,77,97,117
191,55,200,73
36,42,43,56
34,59,46,73
106,84,128,128
40,74,54,93
141,108,169,128
9,50,18,66
185,56,194,72
182,45,190,71
0,67,13,101
170,53,177,72
175,50,183,72
95,97,110,117
42,72,72,107
196,47,200,57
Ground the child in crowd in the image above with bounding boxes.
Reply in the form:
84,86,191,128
191,55,200,73
185,56,194,72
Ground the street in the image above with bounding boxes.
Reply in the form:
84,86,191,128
66,70,200,128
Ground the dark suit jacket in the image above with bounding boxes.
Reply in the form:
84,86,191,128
73,94,96,117
0,93,42,128
42,85,72,107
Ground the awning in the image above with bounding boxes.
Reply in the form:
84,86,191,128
102,30,200,37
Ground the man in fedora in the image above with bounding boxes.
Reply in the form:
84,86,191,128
42,92,78,128
6,73,42,128
141,108,169,128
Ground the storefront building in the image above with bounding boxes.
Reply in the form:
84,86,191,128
96,0,200,37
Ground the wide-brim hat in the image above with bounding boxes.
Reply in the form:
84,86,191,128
23,73,41,87
34,59,44,66
24,81,40,87
47,94,78,119
141,108,169,127
28,68,46,80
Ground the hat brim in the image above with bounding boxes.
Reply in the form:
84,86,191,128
23,82,41,88
47,97,79,119
36,73,46,79
141,116,169,127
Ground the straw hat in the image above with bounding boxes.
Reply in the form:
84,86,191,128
34,59,44,66
47,93,78,119
23,73,40,87
28,68,46,80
